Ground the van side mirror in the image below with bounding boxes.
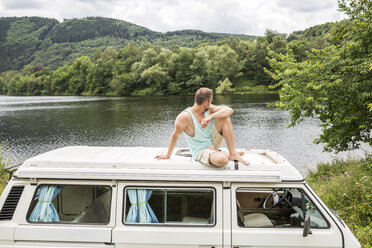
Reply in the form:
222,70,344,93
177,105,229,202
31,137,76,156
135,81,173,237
303,216,312,237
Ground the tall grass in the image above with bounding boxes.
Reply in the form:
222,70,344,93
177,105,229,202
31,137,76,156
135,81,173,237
306,154,372,248
0,150,8,195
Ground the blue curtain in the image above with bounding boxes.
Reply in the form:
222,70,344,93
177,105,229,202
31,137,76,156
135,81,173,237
138,189,158,223
29,185,62,222
126,189,139,223
126,189,158,223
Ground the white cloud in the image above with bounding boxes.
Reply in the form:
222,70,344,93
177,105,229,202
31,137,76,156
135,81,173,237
0,0,346,36
1,0,44,9
277,0,335,13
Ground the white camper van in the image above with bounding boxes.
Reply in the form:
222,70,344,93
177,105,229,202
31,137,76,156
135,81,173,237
0,146,360,248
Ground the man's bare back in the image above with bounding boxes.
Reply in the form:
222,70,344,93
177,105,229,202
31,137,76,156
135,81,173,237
155,87,249,166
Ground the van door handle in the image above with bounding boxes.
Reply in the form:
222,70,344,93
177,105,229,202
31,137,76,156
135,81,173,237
104,242,114,245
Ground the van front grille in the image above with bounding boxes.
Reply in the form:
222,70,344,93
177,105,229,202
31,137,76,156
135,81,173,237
0,186,24,220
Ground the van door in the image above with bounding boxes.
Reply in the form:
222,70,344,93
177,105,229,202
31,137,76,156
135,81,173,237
112,182,223,248
14,181,116,248
231,183,343,248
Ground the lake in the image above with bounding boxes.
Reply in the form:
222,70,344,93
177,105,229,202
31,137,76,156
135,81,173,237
0,94,367,175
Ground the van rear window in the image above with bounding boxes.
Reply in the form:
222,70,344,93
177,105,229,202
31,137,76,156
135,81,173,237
124,187,215,226
27,185,111,224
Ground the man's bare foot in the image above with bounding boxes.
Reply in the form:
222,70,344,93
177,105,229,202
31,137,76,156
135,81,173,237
224,151,245,157
228,152,250,166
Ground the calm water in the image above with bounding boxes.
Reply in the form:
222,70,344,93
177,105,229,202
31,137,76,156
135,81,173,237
0,95,367,175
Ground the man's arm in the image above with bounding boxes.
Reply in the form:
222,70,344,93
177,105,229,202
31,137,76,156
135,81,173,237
201,105,233,128
155,113,187,159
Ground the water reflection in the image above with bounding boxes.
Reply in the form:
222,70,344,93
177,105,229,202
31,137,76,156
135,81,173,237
0,94,367,175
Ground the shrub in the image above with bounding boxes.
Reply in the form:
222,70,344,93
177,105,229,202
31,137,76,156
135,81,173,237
0,151,8,195
216,78,234,95
306,155,372,247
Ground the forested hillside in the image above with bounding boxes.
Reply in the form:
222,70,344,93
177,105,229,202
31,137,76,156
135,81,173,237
0,16,255,72
0,17,58,72
0,16,344,96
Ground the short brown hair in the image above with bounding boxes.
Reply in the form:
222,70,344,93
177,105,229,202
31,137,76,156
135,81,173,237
195,87,213,105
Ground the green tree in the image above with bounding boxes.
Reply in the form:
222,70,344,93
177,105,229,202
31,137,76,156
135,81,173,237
131,46,161,89
51,65,70,94
216,78,234,95
38,75,52,95
205,45,243,88
266,30,286,54
24,75,39,95
267,0,372,152
287,39,309,62
0,70,21,94
86,47,117,94
244,37,273,85
141,64,169,93
68,56,92,95
169,47,194,89
109,72,134,96
188,49,209,93
117,42,140,73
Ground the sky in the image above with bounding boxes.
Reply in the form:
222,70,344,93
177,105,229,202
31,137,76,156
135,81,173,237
0,0,346,36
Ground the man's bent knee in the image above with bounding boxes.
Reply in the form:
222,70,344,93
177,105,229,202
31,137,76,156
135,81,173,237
215,116,231,124
214,117,232,134
210,152,229,167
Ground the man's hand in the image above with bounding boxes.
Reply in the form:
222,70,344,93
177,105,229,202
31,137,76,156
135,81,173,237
155,154,170,160
155,112,187,160
201,115,212,128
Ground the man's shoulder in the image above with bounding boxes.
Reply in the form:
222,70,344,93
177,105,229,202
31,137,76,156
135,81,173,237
177,110,191,121
174,110,191,130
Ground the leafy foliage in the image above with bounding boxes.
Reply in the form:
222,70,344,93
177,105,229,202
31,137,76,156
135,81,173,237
0,34,284,96
0,147,8,195
216,78,234,95
0,17,255,72
0,17,58,72
0,16,339,97
307,154,372,248
268,0,372,152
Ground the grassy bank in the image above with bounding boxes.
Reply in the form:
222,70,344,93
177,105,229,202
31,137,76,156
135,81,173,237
306,155,372,248
129,83,276,96
233,80,277,94
0,152,7,195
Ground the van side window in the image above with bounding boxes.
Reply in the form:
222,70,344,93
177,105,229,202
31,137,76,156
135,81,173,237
124,187,215,226
236,188,328,228
27,185,111,224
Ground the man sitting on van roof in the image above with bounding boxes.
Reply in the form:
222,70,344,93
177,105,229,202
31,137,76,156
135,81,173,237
155,87,250,167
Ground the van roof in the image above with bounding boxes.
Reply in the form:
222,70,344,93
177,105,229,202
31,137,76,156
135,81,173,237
14,146,304,182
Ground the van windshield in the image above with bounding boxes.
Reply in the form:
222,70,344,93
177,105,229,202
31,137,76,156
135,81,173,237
236,188,329,228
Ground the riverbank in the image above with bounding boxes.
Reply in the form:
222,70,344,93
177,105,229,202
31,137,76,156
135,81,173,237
124,83,276,96
306,154,372,247
0,152,7,194
0,84,276,97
